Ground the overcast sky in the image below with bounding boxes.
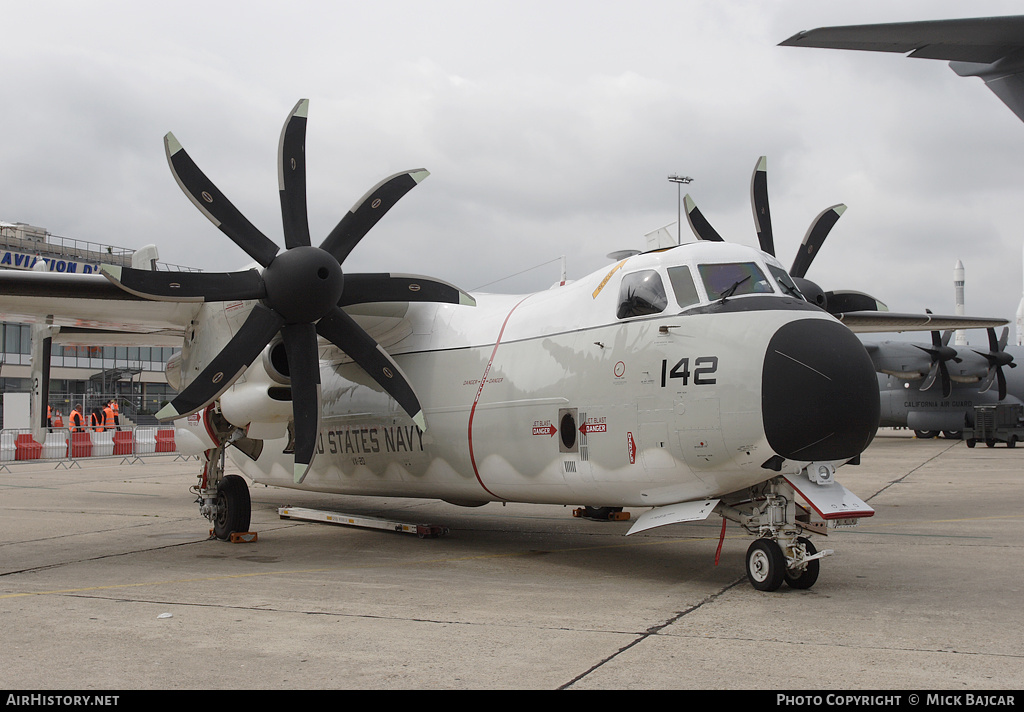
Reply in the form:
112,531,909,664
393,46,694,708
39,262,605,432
3,1,1023,344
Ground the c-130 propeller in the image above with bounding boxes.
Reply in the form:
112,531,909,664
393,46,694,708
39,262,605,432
101,100,474,483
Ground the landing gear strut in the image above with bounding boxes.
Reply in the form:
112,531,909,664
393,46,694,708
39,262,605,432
193,432,252,541
720,477,832,592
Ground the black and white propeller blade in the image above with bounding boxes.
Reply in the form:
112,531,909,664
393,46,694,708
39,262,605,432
683,194,724,242
104,100,474,483
320,169,430,264
165,133,281,268
750,156,775,256
790,204,847,280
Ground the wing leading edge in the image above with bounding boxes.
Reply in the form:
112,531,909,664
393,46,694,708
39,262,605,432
780,16,1024,122
0,270,194,334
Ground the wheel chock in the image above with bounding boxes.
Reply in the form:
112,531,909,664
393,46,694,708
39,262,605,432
572,508,631,521
208,529,258,543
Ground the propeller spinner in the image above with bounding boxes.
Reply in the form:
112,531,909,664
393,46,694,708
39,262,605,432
102,99,474,483
685,156,886,316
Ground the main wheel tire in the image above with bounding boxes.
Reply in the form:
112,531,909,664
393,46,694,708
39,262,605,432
784,537,820,590
914,430,938,439
746,538,785,592
213,474,251,540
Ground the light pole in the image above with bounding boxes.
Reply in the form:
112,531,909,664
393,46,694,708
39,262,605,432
668,174,694,244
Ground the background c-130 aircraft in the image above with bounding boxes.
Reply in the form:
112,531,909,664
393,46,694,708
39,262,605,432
0,101,1007,592
781,14,1024,441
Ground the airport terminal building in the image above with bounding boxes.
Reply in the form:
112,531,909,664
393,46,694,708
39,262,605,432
0,220,188,428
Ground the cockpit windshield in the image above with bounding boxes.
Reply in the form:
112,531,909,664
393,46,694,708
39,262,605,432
697,262,774,301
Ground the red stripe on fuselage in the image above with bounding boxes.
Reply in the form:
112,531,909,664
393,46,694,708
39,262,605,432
467,296,532,499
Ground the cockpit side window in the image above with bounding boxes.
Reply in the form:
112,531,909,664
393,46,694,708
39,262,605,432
698,262,773,301
767,264,805,300
616,270,668,319
667,265,700,309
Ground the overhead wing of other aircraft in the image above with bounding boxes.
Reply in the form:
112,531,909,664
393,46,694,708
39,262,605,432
780,16,1024,122
0,101,1010,593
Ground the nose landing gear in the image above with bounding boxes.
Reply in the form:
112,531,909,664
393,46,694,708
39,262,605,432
720,477,834,591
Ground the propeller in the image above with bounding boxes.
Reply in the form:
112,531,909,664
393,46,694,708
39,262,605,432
974,326,1017,400
101,99,475,483
915,317,961,398
684,156,886,316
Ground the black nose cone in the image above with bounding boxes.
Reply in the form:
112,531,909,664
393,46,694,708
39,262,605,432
762,319,879,461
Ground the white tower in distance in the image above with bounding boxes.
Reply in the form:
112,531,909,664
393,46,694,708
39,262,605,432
1017,243,1024,346
954,259,967,346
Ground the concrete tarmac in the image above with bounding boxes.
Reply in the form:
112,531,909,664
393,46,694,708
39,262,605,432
1,430,1021,690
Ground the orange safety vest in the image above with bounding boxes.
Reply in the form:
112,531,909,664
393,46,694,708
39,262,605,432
103,406,115,430
69,410,84,432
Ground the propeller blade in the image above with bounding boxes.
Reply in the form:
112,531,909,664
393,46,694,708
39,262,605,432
940,361,952,398
320,169,430,263
975,327,1015,400
316,306,426,431
280,322,321,483
683,195,724,242
278,99,311,249
750,156,774,256
164,133,281,268
100,265,265,302
339,273,477,307
790,204,846,279
920,361,938,392
156,304,284,420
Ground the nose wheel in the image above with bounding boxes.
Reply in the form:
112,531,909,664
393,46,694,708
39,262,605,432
746,539,785,591
745,536,821,592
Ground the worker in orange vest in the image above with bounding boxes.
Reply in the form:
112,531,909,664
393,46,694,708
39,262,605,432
103,402,116,431
108,399,120,429
68,405,85,433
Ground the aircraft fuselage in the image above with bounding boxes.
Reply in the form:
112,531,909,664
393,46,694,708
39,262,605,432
193,241,880,509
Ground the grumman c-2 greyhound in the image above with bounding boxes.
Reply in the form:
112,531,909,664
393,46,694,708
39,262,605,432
0,101,1007,591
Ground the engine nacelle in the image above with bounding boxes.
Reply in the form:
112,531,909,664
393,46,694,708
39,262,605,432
165,351,182,391
174,405,222,455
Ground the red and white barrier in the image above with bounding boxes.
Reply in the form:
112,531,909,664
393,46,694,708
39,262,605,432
0,427,178,465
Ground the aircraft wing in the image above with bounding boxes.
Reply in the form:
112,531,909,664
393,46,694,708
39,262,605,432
0,270,194,336
835,310,1008,333
780,16,1024,122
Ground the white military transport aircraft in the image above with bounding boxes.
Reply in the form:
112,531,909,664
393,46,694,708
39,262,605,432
0,101,1008,591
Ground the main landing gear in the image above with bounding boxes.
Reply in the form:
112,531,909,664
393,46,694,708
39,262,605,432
193,438,252,541
718,477,831,592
